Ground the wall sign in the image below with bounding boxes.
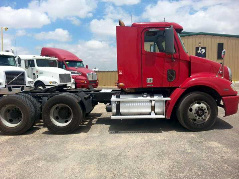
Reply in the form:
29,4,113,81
195,47,206,58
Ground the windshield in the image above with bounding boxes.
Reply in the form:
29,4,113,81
36,59,57,67
65,60,84,68
0,55,16,66
177,33,187,53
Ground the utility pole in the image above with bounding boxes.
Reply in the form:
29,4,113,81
1,27,8,51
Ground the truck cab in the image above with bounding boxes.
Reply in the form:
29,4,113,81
0,51,33,94
41,47,98,89
113,21,238,131
17,55,74,89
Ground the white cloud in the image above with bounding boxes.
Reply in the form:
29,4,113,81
29,0,97,20
102,0,140,6
0,6,50,28
68,17,81,26
42,40,117,70
2,34,30,55
90,18,117,37
16,30,26,37
34,28,72,42
142,0,239,34
90,5,139,38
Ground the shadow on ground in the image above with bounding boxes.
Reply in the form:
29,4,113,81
1,113,232,136
95,116,232,134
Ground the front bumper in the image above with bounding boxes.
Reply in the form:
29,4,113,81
222,95,239,116
0,86,33,95
75,80,98,89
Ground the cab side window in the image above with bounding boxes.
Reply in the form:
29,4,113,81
144,30,166,53
58,61,66,69
25,60,35,68
29,60,35,67
25,60,29,68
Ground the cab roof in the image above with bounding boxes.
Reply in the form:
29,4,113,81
132,22,183,32
41,47,82,62
18,55,58,61
0,51,14,56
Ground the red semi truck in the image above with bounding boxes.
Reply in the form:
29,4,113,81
41,47,98,88
0,21,238,135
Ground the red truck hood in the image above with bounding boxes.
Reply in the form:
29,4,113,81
67,67,95,74
190,55,230,80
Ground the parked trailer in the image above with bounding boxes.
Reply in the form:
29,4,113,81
0,21,238,135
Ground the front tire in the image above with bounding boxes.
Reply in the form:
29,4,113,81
176,92,218,131
43,94,84,134
35,82,46,90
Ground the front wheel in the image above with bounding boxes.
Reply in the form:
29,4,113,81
35,82,46,90
176,92,218,131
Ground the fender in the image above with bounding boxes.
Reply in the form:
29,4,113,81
34,76,58,86
165,73,237,119
166,87,185,119
180,73,236,96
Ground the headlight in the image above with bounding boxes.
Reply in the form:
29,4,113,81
28,81,34,85
228,67,232,81
230,83,236,91
49,81,58,84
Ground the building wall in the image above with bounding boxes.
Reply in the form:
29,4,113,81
96,71,118,86
181,35,239,81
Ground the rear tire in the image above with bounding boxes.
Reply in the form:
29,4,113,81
43,94,83,134
0,95,35,135
176,92,218,131
17,93,41,121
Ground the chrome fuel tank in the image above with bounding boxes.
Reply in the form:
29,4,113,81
111,94,165,116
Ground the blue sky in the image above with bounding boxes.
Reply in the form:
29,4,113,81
0,0,238,70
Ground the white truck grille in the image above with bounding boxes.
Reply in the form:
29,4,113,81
87,72,97,81
59,74,71,83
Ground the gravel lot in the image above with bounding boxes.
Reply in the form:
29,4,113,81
0,94,239,179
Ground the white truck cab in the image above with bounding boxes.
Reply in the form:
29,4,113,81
17,55,74,89
0,51,34,94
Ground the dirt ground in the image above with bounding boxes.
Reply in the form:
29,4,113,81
0,100,239,179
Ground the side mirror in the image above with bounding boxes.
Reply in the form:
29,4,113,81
86,65,88,69
165,27,174,54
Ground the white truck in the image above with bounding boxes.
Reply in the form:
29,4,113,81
17,55,75,89
0,51,34,94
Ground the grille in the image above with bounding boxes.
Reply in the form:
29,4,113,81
87,72,97,81
89,81,97,84
5,71,25,86
59,74,71,83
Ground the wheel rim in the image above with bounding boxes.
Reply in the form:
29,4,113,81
37,85,45,90
187,101,211,124
50,104,73,127
0,105,23,127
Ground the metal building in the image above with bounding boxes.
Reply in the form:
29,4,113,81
181,32,239,81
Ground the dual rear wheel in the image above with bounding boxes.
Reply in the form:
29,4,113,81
0,93,85,135
42,93,84,134
0,95,37,135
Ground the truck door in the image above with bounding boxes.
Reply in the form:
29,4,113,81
25,60,36,80
141,28,180,87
